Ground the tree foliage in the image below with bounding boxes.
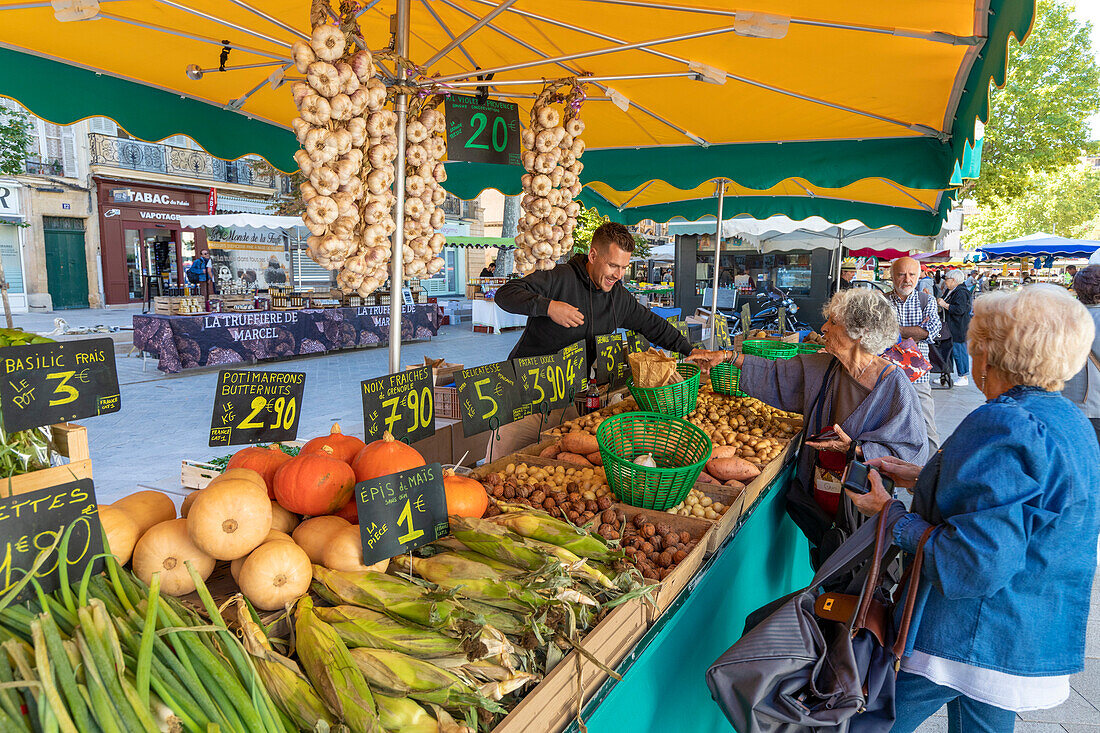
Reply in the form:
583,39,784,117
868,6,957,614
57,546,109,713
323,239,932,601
0,106,33,176
962,162,1100,245
973,0,1100,202
570,204,651,259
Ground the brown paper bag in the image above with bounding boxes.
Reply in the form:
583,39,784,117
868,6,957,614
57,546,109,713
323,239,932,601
628,348,683,388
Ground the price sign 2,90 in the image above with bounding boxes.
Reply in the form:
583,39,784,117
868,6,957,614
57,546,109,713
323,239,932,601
362,366,436,445
209,370,306,447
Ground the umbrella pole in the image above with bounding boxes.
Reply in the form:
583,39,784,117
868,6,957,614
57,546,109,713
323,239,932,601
388,0,411,373
708,180,725,349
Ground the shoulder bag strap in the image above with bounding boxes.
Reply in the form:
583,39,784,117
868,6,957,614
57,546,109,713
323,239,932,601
851,503,893,631
1089,351,1100,371
808,357,841,436
890,526,936,662
809,500,904,589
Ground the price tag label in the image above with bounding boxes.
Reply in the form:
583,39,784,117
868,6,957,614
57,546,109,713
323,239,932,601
596,334,629,390
515,350,571,414
0,339,121,432
668,318,692,343
209,370,306,446
625,331,650,353
355,463,449,564
562,340,587,401
444,95,521,166
362,367,436,444
456,361,518,436
0,479,103,603
778,307,787,335
715,313,732,349
741,304,752,335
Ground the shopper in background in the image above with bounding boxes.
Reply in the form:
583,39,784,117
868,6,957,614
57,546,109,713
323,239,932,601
480,260,496,278
1064,264,1100,443
836,262,856,292
689,288,928,556
888,257,941,452
1064,263,1078,287
916,268,935,298
938,270,972,386
846,285,1099,733
185,249,215,300
491,223,701,458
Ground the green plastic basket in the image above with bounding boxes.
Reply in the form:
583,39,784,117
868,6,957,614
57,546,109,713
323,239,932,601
709,362,747,397
627,363,700,417
596,412,712,510
795,342,825,355
741,339,797,360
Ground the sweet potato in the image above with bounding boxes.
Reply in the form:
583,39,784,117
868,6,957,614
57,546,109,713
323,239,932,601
586,451,603,466
557,452,593,466
710,445,741,460
561,431,599,456
724,478,746,490
695,471,718,485
706,455,761,482
539,443,562,458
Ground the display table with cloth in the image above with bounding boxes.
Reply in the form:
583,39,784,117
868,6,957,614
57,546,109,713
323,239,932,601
566,462,812,733
133,304,440,373
472,298,527,332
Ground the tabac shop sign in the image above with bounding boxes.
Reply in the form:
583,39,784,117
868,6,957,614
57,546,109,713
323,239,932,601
109,188,191,208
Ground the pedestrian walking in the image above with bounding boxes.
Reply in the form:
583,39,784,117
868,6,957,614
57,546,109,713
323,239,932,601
938,269,972,386
1064,265,1100,443
889,257,942,451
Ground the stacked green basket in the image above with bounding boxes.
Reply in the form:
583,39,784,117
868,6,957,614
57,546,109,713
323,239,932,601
627,363,700,418
741,339,797,360
709,362,747,397
795,342,825,355
596,412,712,510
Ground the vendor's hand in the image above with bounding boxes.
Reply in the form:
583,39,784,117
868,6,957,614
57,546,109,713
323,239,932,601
846,468,894,516
548,300,584,328
865,455,922,489
804,423,853,454
685,349,731,370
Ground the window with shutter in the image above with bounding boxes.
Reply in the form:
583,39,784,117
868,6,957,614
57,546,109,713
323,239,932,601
88,117,118,136
61,127,78,178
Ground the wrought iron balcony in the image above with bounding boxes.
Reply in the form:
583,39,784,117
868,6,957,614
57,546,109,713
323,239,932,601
24,157,65,176
88,133,276,189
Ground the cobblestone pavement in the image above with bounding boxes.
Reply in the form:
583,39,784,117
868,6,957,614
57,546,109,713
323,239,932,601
10,307,1099,726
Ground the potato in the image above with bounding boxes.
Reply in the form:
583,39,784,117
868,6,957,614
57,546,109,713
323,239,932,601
539,443,562,458
586,451,603,466
557,452,594,467
561,432,599,456
707,455,761,482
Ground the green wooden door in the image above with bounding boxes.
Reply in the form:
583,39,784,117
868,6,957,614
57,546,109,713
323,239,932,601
43,216,88,309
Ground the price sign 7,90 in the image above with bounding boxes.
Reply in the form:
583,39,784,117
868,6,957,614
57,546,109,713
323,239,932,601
362,366,436,445
209,370,306,446
456,361,519,437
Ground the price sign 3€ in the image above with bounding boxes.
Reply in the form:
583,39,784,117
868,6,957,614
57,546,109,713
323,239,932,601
209,370,306,447
362,366,436,444
355,463,449,565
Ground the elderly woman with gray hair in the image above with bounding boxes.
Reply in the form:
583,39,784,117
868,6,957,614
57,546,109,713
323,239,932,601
847,285,1099,732
690,288,928,558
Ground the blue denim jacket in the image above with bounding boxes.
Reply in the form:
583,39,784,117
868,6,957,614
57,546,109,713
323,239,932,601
894,386,1100,676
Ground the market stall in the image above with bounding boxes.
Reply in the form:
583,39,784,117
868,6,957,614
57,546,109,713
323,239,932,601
133,304,440,373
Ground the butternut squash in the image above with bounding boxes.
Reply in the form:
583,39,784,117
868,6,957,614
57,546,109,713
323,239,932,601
97,505,139,565
132,519,215,596
111,491,176,536
238,541,313,611
186,478,272,560
292,515,351,564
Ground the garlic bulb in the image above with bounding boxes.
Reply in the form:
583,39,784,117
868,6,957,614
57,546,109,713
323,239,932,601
398,104,447,282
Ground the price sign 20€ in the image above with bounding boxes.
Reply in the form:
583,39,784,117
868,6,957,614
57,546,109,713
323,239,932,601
355,463,449,565
209,370,306,447
362,366,436,444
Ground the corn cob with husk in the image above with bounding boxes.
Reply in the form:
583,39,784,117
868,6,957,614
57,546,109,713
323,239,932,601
408,554,560,612
489,509,617,562
375,693,438,733
312,605,464,658
429,705,475,733
446,516,553,571
235,597,336,732
349,647,505,714
431,657,540,700
295,597,382,733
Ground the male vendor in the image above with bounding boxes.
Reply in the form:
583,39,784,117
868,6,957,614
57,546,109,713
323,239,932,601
490,222,701,457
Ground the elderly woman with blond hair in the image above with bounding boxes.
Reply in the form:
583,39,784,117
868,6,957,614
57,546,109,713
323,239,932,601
846,285,1100,732
690,288,928,561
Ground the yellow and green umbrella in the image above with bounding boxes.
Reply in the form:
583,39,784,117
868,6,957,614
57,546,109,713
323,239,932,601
0,0,1032,234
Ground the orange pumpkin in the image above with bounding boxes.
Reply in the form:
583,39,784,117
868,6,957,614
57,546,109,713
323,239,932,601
226,445,292,498
443,469,489,518
300,423,366,465
334,497,360,524
352,431,425,483
273,450,356,516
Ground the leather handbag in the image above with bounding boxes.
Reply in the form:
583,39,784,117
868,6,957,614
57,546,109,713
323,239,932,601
706,503,933,733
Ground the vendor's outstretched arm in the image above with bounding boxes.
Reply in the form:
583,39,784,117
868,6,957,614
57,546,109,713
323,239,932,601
495,271,554,317
621,299,693,354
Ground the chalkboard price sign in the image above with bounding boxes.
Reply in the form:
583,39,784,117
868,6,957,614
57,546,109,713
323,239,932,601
515,350,571,415
596,334,629,390
444,95,521,166
456,361,518,436
0,479,103,602
715,313,732,349
209,370,306,446
0,338,121,432
355,463,449,564
741,304,752,335
362,366,436,444
562,341,587,400
625,331,650,354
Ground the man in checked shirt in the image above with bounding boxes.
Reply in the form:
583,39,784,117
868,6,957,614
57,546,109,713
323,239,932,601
889,257,942,452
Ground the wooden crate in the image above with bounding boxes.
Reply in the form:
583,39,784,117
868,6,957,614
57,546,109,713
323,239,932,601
5,423,92,495
663,483,743,553
491,596,648,733
181,459,222,490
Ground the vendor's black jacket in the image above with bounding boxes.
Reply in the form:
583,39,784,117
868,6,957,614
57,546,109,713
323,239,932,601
495,254,694,363
942,284,972,342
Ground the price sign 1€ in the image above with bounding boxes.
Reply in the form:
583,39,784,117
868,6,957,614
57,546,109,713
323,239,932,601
0,338,121,432
209,370,306,446
596,333,629,390
456,361,518,437
362,366,436,444
444,95,521,166
355,463,449,564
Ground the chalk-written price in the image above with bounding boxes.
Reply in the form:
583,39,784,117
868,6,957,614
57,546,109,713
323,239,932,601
209,370,306,446
456,361,519,436
362,366,436,444
355,463,449,564
596,333,629,389
0,338,121,432
515,350,570,415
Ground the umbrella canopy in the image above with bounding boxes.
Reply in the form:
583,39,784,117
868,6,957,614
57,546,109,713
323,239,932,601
178,213,305,231
978,233,1100,260
0,0,1032,233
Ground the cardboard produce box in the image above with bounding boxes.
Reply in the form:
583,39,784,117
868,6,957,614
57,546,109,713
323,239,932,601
405,357,464,386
